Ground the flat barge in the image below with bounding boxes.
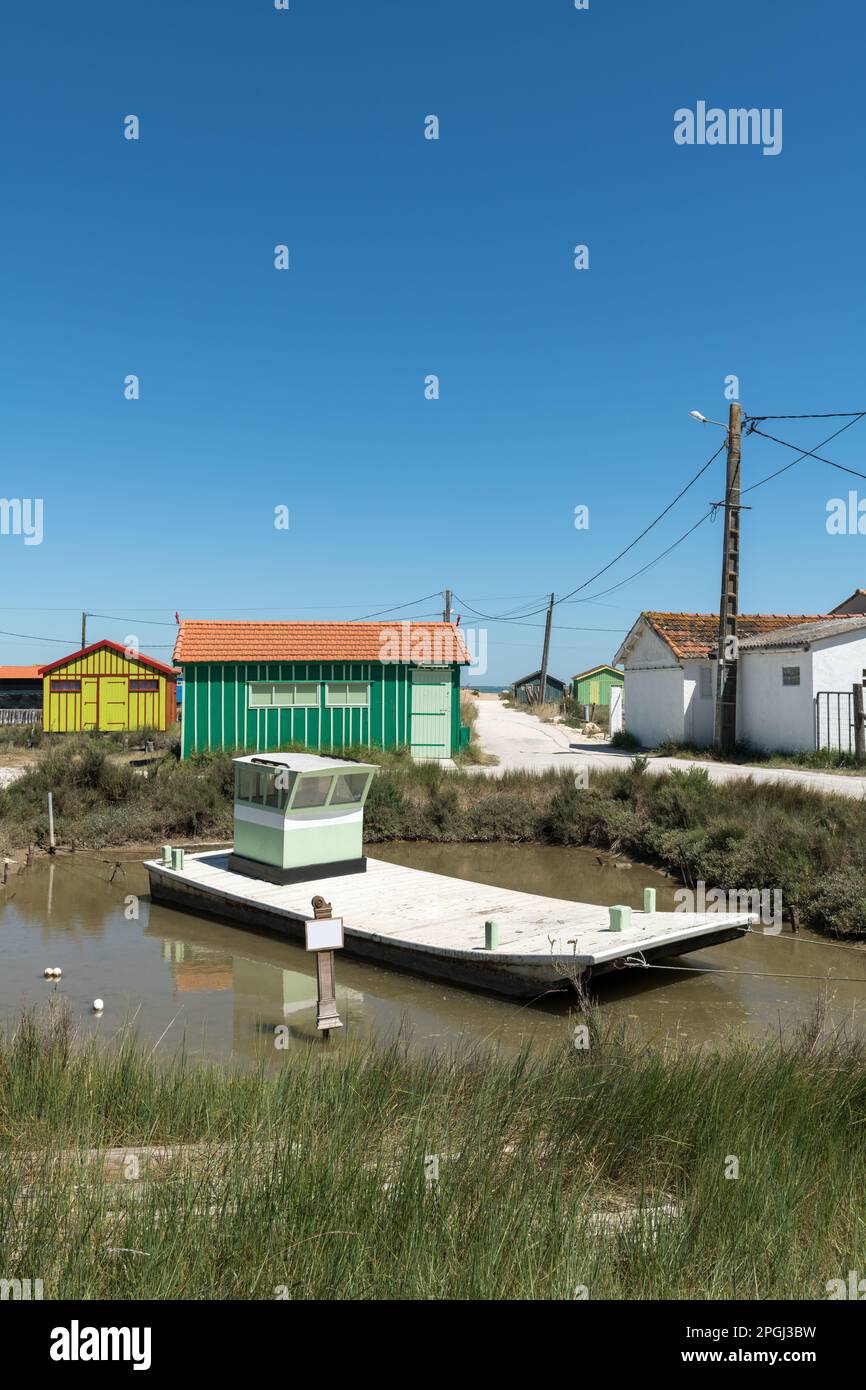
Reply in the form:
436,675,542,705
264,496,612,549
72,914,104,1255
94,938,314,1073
145,850,752,999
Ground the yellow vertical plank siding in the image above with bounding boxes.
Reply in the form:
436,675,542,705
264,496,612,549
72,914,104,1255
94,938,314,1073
41,643,175,733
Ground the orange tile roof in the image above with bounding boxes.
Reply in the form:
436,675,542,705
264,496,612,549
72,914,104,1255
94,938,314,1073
0,666,42,680
173,620,471,665
642,612,839,661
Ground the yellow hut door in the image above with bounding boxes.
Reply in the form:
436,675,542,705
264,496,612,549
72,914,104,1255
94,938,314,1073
81,678,99,730
102,678,129,730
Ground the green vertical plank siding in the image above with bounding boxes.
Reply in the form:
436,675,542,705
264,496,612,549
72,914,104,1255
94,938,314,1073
179,659,463,758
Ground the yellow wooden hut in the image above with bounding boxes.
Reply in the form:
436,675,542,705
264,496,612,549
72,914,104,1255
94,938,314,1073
40,640,178,733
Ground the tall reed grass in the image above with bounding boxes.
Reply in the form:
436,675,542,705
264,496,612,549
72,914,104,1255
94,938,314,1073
1,1002,864,1299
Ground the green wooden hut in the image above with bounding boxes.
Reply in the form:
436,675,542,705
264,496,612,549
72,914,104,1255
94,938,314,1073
174,620,470,761
571,664,624,707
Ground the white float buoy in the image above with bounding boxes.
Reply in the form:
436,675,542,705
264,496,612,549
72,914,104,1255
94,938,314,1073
92,998,104,1013
43,967,52,978
52,967,62,978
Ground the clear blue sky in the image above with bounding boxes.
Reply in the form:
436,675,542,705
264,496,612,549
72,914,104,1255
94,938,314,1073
3,0,865,685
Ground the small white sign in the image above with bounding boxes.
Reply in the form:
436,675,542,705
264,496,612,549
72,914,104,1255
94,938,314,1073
304,917,344,952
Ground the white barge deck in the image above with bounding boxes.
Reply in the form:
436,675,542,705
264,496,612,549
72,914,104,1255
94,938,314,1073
145,851,753,999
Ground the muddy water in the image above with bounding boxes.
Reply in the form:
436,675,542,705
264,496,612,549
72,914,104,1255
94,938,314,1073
1,845,865,1066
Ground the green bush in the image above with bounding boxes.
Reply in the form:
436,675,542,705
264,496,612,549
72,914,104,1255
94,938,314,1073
610,729,641,750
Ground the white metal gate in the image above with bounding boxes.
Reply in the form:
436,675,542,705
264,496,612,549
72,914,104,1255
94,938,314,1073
815,691,854,752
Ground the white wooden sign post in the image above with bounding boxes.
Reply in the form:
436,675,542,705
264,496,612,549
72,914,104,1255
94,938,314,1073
306,895,344,1037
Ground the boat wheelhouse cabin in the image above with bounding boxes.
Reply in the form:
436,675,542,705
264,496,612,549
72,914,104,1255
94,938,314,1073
228,752,378,884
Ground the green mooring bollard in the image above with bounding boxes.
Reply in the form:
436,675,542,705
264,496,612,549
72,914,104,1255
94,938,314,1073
171,847,185,871
643,887,657,913
162,845,172,866
608,904,631,933
485,920,498,950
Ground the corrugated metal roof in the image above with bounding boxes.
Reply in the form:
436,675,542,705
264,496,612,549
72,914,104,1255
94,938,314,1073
737,614,866,650
173,620,471,664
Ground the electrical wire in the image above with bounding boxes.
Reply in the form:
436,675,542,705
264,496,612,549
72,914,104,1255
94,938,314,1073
552,442,726,608
746,422,866,484
746,411,866,421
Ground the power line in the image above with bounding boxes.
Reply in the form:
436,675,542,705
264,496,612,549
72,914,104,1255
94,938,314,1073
746,420,866,484
87,612,178,627
349,593,444,620
554,442,726,607
746,411,866,421
0,627,76,646
566,510,715,605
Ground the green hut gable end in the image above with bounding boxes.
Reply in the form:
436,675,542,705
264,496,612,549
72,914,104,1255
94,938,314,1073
571,664,624,706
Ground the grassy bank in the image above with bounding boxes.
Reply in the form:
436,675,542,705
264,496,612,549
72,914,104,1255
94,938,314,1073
2,1003,863,1299
2,739,866,937
654,737,866,774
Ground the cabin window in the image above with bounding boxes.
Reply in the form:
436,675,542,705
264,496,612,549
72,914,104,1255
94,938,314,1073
236,766,255,801
325,681,369,708
263,771,289,810
248,681,319,708
292,775,332,809
330,772,369,806
698,665,713,699
236,765,290,809
129,678,159,692
50,679,81,692
782,666,800,686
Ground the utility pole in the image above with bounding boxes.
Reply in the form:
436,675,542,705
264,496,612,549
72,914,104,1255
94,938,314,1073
539,592,554,704
443,589,452,622
81,611,87,650
715,402,743,751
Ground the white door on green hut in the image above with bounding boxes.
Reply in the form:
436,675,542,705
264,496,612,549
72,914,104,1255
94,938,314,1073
410,668,452,759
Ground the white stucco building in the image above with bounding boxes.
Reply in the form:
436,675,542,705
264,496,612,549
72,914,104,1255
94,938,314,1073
613,610,866,753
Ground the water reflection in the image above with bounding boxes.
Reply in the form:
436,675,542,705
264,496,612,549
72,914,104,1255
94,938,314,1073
0,847,864,1066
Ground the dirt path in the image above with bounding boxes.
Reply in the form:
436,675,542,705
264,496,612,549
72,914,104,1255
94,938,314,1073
471,698,866,799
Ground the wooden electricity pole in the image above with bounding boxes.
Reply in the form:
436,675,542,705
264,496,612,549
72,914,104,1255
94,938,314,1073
715,402,743,751
539,593,554,703
443,589,452,622
81,611,87,650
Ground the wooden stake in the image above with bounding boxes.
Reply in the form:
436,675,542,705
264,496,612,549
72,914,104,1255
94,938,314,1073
47,792,56,854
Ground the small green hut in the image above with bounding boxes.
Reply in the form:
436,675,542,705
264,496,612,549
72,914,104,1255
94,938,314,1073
571,664,624,707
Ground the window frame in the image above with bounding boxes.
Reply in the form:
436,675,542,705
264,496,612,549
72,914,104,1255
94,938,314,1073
248,681,320,709
324,681,370,709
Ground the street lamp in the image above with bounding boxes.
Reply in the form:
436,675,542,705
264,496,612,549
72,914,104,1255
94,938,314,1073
689,410,728,428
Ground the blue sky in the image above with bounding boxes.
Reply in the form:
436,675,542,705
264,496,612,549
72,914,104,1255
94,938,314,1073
2,0,866,684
